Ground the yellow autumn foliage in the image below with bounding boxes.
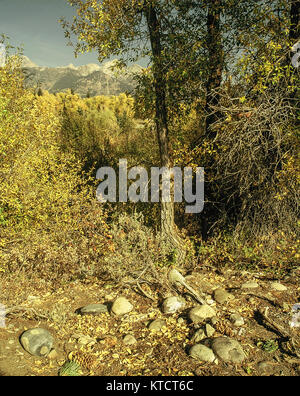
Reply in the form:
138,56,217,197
0,56,112,278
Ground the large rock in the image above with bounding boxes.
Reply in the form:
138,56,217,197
188,305,216,324
111,297,133,316
211,337,246,363
20,328,54,357
189,344,216,363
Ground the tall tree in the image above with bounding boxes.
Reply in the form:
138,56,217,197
204,0,224,140
61,0,186,260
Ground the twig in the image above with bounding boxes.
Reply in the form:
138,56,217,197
259,306,290,338
6,306,48,321
135,281,156,302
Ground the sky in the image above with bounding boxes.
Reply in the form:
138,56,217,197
0,0,145,67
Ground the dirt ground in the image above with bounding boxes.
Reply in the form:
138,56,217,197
0,266,299,376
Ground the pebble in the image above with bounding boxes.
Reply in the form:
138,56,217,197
162,296,186,314
77,335,96,346
241,281,259,289
20,328,54,357
47,349,58,360
79,304,108,315
229,313,245,327
148,319,167,331
270,282,287,292
213,288,235,304
111,297,133,316
123,335,137,345
211,337,246,363
205,323,215,337
191,329,206,343
189,305,216,324
257,360,274,374
189,344,216,363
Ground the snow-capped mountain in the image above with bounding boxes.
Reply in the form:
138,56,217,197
21,57,143,97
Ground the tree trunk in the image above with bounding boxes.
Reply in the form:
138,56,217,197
145,5,185,263
205,0,224,140
201,0,224,239
289,0,300,42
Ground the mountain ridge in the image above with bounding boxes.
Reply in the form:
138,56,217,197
21,56,143,97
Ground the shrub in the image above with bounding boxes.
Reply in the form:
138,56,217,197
0,56,111,280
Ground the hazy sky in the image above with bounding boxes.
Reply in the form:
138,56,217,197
0,0,133,67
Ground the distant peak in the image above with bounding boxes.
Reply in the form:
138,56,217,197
20,55,38,68
58,63,77,70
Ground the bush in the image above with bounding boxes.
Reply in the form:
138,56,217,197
0,56,111,280
99,212,179,284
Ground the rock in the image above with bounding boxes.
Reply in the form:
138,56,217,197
206,299,216,306
257,360,274,374
162,296,186,314
270,282,287,291
229,313,245,327
191,329,206,343
20,328,54,357
177,317,185,324
148,319,167,331
213,288,235,304
47,349,58,360
189,305,216,324
241,281,259,289
79,304,108,315
123,335,137,345
111,297,133,316
77,335,96,346
211,337,246,363
189,344,216,363
205,324,215,337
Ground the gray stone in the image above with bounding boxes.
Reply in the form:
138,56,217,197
211,337,246,363
213,288,234,304
148,319,167,331
189,344,216,363
123,335,137,345
229,313,245,327
241,281,259,289
189,305,216,324
80,304,108,315
111,297,133,316
20,328,54,357
162,296,186,314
